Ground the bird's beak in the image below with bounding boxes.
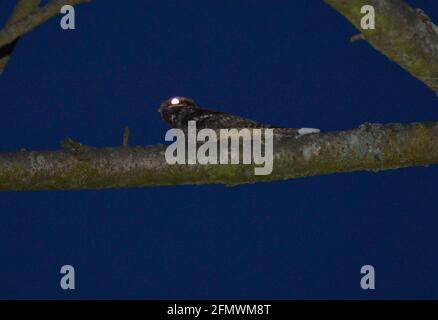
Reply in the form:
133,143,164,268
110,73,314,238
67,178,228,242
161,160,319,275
157,103,183,112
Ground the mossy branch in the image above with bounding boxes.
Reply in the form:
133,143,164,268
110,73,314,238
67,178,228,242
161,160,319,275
324,0,438,94
0,122,437,191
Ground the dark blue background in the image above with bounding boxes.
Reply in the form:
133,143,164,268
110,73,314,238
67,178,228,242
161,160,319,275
0,0,437,299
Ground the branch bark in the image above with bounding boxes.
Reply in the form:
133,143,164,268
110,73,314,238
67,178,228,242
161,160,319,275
0,0,41,76
324,0,438,94
0,1,437,191
0,0,92,50
1,122,437,191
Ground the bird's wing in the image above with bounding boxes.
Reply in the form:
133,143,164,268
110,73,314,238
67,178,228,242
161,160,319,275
188,108,268,130
183,107,319,137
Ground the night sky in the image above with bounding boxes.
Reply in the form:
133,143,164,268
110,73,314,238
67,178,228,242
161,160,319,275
0,0,437,299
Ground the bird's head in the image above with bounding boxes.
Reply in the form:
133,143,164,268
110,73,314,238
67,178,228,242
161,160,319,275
158,96,197,127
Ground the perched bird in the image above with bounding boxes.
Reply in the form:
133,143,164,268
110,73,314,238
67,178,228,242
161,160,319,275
158,96,319,137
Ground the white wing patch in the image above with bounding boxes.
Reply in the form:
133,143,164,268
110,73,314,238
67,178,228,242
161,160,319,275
297,128,320,135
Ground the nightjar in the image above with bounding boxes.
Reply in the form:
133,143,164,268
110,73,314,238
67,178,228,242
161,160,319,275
158,96,319,137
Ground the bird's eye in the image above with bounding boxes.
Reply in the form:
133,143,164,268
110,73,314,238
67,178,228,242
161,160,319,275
170,98,180,105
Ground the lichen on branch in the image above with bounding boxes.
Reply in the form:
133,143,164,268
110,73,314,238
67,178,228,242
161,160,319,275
324,0,438,94
1,122,437,191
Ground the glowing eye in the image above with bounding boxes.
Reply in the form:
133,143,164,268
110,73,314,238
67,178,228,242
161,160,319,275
171,98,180,105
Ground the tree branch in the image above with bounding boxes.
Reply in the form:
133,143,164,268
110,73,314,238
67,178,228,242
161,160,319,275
0,0,92,49
0,0,41,76
0,1,437,191
324,0,438,94
1,122,437,191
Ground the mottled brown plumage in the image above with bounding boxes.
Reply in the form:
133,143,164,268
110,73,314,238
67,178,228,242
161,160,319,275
158,96,319,137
